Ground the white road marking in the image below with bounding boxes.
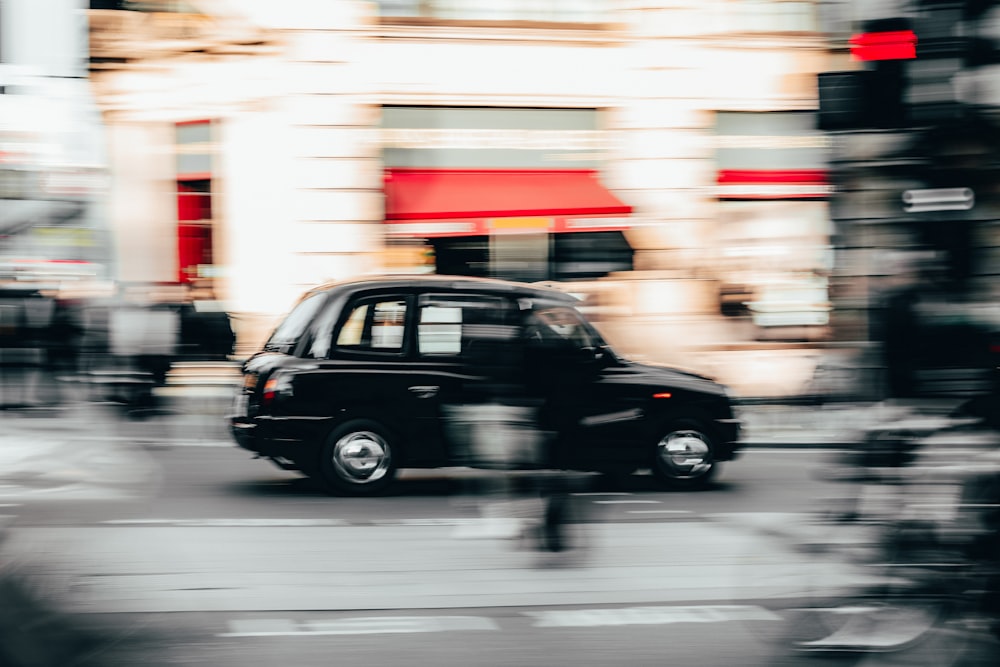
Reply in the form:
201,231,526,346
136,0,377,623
627,510,692,515
523,605,780,628
102,518,349,527
594,499,662,505
573,492,633,497
221,616,499,637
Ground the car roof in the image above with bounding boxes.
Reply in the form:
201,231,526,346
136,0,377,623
307,274,580,303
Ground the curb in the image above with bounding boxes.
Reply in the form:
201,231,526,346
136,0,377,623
739,440,856,449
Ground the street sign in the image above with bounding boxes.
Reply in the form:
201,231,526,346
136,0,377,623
902,187,974,213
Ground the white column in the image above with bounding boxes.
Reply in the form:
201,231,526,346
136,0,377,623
216,108,297,353
106,122,178,284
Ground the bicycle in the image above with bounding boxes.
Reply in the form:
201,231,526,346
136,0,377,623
735,409,1000,665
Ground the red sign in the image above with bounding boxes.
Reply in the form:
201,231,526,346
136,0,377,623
849,30,917,61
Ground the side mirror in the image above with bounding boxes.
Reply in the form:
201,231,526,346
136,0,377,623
578,346,605,365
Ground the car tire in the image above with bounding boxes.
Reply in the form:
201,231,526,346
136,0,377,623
319,419,398,496
650,417,719,490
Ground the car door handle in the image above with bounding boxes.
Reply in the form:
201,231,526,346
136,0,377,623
408,385,439,398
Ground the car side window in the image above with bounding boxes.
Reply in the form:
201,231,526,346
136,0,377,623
417,294,514,357
334,297,408,353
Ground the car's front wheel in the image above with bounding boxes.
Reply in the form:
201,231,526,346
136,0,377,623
319,419,398,496
650,418,719,490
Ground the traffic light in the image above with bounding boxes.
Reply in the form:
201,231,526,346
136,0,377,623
817,19,914,130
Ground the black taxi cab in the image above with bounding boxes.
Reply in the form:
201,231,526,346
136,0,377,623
230,275,741,495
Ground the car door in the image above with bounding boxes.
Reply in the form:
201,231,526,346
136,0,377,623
407,291,523,465
287,291,432,454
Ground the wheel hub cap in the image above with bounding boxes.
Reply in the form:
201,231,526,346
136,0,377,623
332,431,390,484
657,431,711,478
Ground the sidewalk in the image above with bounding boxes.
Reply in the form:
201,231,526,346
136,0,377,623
1,518,876,615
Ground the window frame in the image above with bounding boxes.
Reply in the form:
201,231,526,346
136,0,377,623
331,293,413,359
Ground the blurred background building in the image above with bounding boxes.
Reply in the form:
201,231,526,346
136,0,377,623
19,1,998,400
75,0,836,398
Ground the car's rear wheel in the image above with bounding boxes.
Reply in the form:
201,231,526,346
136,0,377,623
319,419,398,496
650,418,719,490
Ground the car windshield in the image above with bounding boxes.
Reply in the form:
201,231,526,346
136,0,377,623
523,302,606,351
264,291,326,352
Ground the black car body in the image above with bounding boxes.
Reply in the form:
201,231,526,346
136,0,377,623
230,275,741,495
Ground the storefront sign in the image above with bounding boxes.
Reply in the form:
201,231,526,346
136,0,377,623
381,106,604,169
902,187,974,213
381,128,606,151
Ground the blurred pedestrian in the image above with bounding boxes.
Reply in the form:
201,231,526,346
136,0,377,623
43,297,85,404
446,300,588,552
447,305,541,540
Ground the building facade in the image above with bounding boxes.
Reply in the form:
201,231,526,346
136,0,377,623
816,0,1000,400
86,0,834,396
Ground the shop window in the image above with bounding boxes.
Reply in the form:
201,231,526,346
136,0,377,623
376,0,611,24
706,1,818,34
551,231,634,281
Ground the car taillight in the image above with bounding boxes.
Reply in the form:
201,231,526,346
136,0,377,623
262,376,279,407
259,373,293,408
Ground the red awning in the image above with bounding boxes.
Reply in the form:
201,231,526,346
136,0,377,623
716,169,831,200
384,168,632,237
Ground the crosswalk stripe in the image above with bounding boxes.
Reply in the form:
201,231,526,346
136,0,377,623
221,616,499,637
523,605,780,628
